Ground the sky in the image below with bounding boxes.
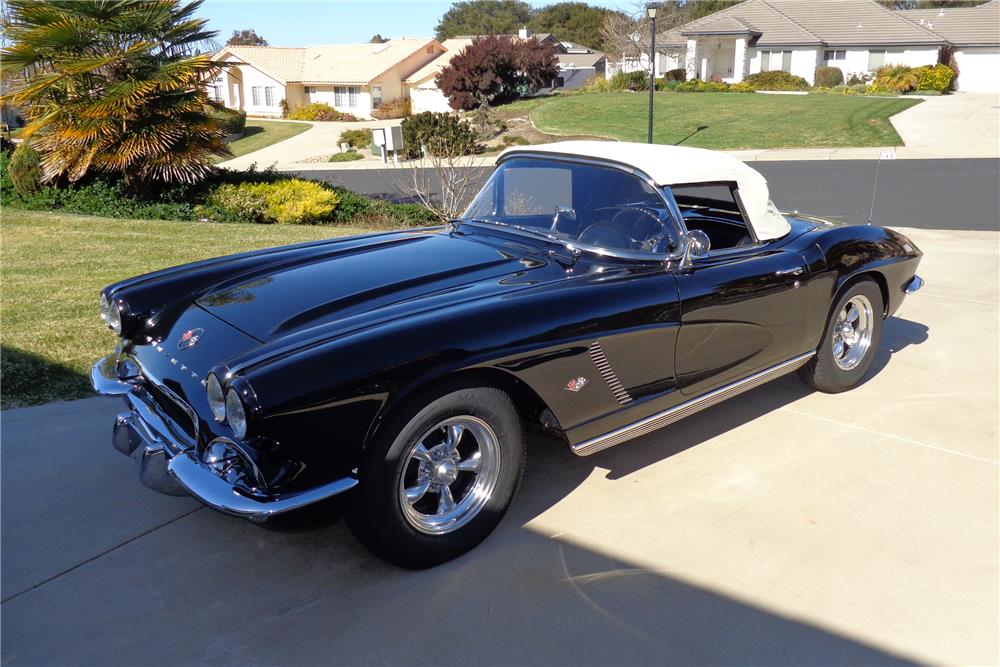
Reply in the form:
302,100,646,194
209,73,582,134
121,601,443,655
196,0,638,47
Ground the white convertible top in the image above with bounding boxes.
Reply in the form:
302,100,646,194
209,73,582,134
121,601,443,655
499,141,792,242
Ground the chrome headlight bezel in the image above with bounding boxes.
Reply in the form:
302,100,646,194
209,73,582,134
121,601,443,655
100,292,123,336
225,387,248,439
206,373,227,423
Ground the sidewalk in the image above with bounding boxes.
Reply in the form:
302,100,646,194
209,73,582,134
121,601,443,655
223,92,1000,172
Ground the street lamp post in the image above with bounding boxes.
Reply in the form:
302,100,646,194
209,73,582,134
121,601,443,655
646,2,661,144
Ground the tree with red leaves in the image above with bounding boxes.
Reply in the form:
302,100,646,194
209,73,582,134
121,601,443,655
436,35,559,111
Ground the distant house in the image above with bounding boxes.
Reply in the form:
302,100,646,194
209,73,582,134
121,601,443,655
405,38,475,113
209,39,446,118
612,0,998,92
896,2,1000,92
406,30,606,113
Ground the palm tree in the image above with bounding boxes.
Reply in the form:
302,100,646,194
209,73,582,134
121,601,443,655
0,0,229,184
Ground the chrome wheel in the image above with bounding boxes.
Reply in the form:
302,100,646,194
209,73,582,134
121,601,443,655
832,295,875,371
398,416,501,535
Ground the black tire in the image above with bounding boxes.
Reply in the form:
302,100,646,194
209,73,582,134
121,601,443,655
346,384,525,568
799,278,884,394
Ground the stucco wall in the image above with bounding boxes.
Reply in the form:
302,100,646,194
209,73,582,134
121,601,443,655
410,85,453,113
304,85,373,118
217,55,287,117
822,47,938,81
747,47,820,84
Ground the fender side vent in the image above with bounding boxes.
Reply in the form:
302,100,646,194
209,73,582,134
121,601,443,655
589,341,633,406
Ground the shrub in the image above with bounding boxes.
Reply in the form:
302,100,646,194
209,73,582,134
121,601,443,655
662,68,687,82
8,142,42,195
328,186,437,227
328,150,363,162
873,65,919,94
501,134,530,146
263,179,340,224
743,71,810,91
468,106,507,141
675,79,752,93
846,71,874,86
914,63,956,92
201,179,340,224
400,112,479,159
582,75,613,92
815,66,844,88
338,128,372,149
288,103,358,122
208,106,247,135
610,70,649,91
372,97,411,119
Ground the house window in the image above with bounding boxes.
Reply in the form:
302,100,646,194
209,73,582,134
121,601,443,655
251,86,260,106
348,86,358,107
824,50,846,62
371,85,382,108
760,50,792,72
868,49,886,71
210,84,222,100
333,86,360,108
334,87,344,107
264,86,274,106
304,86,314,95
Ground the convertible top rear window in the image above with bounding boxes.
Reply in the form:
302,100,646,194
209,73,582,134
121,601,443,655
464,157,680,257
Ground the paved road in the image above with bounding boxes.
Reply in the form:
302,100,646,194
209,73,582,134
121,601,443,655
297,158,1000,232
3,224,998,665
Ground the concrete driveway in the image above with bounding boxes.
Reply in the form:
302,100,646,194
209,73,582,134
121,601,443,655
890,92,1000,159
216,118,402,170
2,227,997,665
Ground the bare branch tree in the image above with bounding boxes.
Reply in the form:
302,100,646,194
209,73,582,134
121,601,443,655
600,1,685,74
394,144,490,221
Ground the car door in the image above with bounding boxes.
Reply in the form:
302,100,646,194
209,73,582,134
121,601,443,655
673,244,808,397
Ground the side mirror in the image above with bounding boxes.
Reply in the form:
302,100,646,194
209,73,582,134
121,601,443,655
682,229,710,269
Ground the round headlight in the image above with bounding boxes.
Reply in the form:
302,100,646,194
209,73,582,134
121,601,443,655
99,292,111,325
206,373,226,422
105,297,123,335
225,387,247,439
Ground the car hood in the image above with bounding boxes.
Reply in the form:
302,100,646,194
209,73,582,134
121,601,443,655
195,231,546,342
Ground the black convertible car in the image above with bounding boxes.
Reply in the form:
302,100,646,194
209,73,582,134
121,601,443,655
93,141,923,567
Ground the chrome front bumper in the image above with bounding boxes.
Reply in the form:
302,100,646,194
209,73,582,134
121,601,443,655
93,355,358,521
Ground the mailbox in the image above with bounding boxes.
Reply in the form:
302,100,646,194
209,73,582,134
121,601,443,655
371,125,403,151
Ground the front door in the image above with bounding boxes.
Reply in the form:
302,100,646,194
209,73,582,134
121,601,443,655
674,248,807,395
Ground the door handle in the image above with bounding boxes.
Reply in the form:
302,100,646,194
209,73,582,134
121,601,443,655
775,267,803,277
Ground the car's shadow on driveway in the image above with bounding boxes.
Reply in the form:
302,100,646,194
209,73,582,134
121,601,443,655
0,317,929,665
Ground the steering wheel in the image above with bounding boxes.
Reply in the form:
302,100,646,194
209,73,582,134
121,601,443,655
579,206,667,253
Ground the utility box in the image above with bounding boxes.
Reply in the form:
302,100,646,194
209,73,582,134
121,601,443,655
371,125,403,152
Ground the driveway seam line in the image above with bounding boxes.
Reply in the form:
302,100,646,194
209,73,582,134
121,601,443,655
0,506,204,605
780,407,999,466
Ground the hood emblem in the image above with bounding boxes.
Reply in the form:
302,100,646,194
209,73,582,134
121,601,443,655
565,376,588,392
177,328,204,350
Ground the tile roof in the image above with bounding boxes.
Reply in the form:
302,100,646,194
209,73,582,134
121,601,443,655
674,0,946,47
897,2,1000,47
218,39,443,86
405,38,474,85
557,51,607,68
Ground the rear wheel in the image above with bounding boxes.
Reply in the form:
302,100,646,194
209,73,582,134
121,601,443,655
347,385,524,568
800,279,883,393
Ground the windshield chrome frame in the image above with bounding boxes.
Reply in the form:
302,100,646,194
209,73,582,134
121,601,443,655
463,152,687,263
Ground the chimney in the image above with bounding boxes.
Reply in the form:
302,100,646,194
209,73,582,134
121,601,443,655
518,26,530,39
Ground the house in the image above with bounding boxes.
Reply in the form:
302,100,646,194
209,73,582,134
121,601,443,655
896,1,1000,92
405,30,606,113
405,38,475,113
209,39,446,118
612,0,999,91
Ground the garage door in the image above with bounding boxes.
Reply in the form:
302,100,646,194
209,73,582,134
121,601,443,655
410,87,453,113
954,48,1000,92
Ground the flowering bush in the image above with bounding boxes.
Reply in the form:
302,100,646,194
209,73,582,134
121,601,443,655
914,64,956,92
288,103,359,122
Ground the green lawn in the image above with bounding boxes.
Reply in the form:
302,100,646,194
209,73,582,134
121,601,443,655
214,119,310,163
0,210,375,408
529,92,921,149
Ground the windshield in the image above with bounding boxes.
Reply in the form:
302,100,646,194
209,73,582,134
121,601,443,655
462,157,680,256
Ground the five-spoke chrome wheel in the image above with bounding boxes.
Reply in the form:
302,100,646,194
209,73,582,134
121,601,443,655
398,416,500,535
832,295,874,371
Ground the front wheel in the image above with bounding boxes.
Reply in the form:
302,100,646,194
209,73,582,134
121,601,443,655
799,279,884,393
347,385,525,568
